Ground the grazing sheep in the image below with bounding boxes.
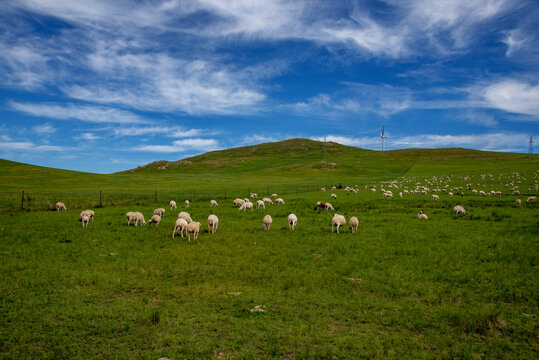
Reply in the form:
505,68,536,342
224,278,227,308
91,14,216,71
288,213,297,231
79,210,95,222
316,201,335,211
514,199,521,207
271,193,278,198
275,198,285,205
453,205,466,216
81,215,89,227
178,211,193,223
256,200,265,209
169,200,177,210
250,193,258,199
320,187,326,192
263,215,272,231
233,198,245,207
449,192,454,197
349,216,359,233
383,192,393,199
262,197,273,204
331,214,346,233
324,202,335,211
527,196,536,202
127,211,146,226
210,200,218,207
55,202,67,211
417,211,428,220
207,214,219,234
239,201,254,211
149,214,161,227
187,221,201,242
172,218,188,238
331,193,337,199
184,200,190,208
153,208,165,218
432,194,440,200
399,192,403,198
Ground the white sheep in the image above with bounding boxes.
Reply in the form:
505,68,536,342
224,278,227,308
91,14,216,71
262,197,273,204
172,218,188,238
79,210,95,222
331,214,346,233
187,221,201,242
320,187,326,192
210,199,218,207
256,200,265,209
233,198,245,207
55,202,67,211
288,213,297,231
453,205,466,216
432,194,440,200
149,214,161,227
184,200,190,208
250,193,258,199
527,196,536,202
383,192,393,199
514,199,521,207
271,193,278,198
127,211,146,226
178,211,193,223
324,202,335,211
399,192,403,198
275,198,285,205
239,201,254,211
331,193,337,199
449,192,454,197
153,208,165,218
169,200,177,210
81,215,89,227
417,211,428,220
349,216,359,233
263,215,272,231
207,214,219,234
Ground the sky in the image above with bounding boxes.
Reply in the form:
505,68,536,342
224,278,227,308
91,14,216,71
0,0,538,174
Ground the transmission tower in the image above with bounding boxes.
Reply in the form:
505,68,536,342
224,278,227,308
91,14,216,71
380,126,387,151
529,134,534,156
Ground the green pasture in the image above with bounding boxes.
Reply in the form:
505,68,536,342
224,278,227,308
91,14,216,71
1,187,538,359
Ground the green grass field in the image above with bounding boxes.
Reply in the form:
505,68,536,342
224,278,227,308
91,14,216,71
1,139,538,359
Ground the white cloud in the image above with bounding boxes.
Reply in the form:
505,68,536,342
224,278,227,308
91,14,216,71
74,132,100,141
132,137,220,153
0,141,66,151
392,132,527,151
290,83,412,118
481,80,539,117
32,123,56,134
9,102,148,124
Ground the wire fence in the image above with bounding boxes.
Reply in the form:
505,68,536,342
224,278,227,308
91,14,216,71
0,183,350,213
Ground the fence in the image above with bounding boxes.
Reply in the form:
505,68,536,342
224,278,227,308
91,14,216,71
0,183,348,213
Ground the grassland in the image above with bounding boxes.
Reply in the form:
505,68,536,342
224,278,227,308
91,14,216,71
0,139,538,359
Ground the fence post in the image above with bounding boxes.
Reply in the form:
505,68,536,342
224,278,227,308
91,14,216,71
100,190,102,208
267,186,270,195
21,191,24,210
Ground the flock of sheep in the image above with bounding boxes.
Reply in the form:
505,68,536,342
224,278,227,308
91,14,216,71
53,170,537,240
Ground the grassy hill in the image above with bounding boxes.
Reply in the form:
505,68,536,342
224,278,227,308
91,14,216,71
0,138,537,211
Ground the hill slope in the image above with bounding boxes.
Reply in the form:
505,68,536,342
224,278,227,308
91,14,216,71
1,138,537,193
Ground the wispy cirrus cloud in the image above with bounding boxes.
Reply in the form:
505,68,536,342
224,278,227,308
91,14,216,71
132,138,220,153
32,123,56,134
0,140,67,152
9,101,148,124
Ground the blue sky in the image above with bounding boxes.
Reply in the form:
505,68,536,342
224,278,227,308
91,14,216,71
0,0,538,173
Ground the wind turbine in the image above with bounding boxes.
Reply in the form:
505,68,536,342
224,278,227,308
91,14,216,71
380,126,387,151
